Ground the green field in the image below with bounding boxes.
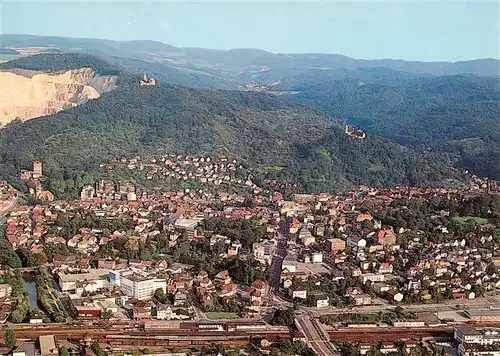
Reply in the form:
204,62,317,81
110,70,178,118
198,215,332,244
453,216,489,224
205,312,240,320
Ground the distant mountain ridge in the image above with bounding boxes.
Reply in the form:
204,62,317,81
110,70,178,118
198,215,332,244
0,53,463,198
1,34,498,88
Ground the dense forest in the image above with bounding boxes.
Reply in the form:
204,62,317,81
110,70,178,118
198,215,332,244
0,52,120,75
282,68,500,179
0,54,465,197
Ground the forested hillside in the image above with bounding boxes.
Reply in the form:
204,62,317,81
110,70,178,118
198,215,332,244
283,69,500,179
0,54,463,197
0,52,120,75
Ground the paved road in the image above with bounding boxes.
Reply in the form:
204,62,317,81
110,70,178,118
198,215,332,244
265,215,341,355
267,216,289,300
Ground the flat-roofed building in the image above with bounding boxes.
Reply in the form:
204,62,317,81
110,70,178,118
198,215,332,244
253,240,275,265
58,269,110,292
466,310,500,323
68,295,103,319
455,327,500,356
12,341,36,356
120,273,167,300
39,335,57,356
174,218,199,230
327,238,346,252
455,326,485,345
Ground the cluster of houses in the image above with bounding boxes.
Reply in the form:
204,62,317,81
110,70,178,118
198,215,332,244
56,260,199,321
271,188,499,308
194,268,268,315
53,259,269,321
468,174,500,194
1,177,284,322
3,179,285,260
96,154,261,192
0,174,499,324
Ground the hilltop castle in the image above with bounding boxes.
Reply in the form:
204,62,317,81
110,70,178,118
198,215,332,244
140,73,156,87
344,124,367,139
20,160,54,201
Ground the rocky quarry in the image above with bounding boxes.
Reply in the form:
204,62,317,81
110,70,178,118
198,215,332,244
0,67,117,125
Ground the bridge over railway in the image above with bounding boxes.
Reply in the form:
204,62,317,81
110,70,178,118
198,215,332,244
295,316,340,356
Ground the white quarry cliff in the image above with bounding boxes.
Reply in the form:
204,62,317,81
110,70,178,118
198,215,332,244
0,67,118,125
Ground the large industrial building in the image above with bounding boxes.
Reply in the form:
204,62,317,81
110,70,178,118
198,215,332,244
120,272,167,300
57,269,110,292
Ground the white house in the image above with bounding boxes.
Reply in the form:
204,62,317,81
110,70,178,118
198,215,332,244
282,261,297,273
360,273,385,285
315,295,329,308
311,252,323,264
290,286,307,300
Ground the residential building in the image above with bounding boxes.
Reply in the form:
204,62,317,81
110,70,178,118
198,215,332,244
312,294,329,308
214,270,232,286
360,273,385,285
0,284,12,298
311,252,323,263
372,282,390,294
289,286,307,300
253,240,275,265
173,290,188,307
156,305,190,320
327,238,346,252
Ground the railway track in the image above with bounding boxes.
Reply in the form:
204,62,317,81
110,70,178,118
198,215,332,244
2,322,457,346
328,327,454,342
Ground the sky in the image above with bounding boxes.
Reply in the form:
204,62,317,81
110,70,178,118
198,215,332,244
0,0,499,62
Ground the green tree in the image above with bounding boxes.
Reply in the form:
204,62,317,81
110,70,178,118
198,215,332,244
394,306,404,316
59,346,70,356
4,328,16,348
10,297,29,323
472,285,486,298
101,310,113,320
90,343,106,356
271,307,296,327
153,288,166,303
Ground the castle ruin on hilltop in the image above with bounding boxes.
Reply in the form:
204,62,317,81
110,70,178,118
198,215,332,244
344,124,367,139
140,73,156,87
